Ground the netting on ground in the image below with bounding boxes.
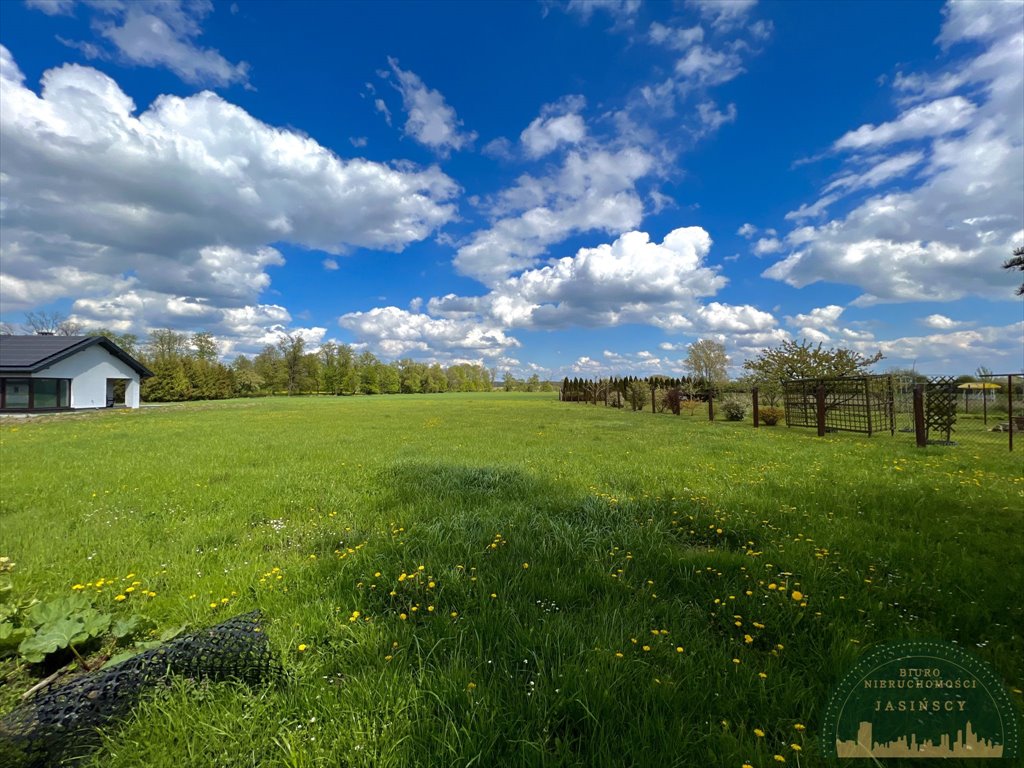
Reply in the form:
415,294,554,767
0,610,280,767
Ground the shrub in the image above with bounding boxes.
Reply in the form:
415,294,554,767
723,401,746,421
759,407,785,426
661,388,682,415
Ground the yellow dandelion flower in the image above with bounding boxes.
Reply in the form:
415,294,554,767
791,590,803,601
450,611,458,618
773,756,786,763
790,744,802,752
732,658,741,664
114,594,127,602
384,655,393,661
642,645,651,652
72,584,85,590
793,723,805,731
754,728,765,738
615,652,624,658
399,613,408,620
676,646,684,653
467,682,476,690
297,644,308,652
744,634,754,644
758,672,768,679
522,563,529,569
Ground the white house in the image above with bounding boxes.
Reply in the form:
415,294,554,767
0,335,153,412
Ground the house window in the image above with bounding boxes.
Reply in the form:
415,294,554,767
0,378,71,410
4,379,30,409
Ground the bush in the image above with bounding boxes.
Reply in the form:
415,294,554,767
759,407,785,426
723,400,746,421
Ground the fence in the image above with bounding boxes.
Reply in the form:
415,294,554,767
559,372,1021,451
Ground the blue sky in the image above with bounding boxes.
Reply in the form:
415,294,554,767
1,0,1021,377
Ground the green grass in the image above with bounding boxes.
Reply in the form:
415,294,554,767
1,394,1021,767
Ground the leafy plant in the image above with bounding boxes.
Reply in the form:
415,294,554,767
759,406,785,426
723,401,746,421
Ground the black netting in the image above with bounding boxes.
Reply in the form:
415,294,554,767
0,610,280,767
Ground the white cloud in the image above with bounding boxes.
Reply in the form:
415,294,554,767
649,22,704,51
833,96,976,150
565,0,640,25
764,1,1024,305
38,0,251,88
737,222,758,238
695,100,737,136
687,0,758,31
521,99,588,158
922,313,963,329
25,0,75,16
337,306,520,359
453,146,657,284
385,58,476,155
753,237,783,256
323,258,340,271
0,46,457,348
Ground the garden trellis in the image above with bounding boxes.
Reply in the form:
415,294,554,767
782,375,896,436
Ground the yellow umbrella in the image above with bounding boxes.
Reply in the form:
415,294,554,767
957,382,1001,419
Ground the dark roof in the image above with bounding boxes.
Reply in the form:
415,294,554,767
0,336,153,378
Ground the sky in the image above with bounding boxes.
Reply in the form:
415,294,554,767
0,0,1021,378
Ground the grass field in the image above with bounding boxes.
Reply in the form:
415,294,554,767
1,393,1021,767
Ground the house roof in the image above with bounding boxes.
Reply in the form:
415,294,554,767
0,335,153,378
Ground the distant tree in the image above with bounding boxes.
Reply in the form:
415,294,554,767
23,311,83,336
378,362,401,394
231,355,264,395
0,321,15,335
253,345,285,393
357,351,381,394
88,328,139,357
685,339,729,395
276,332,307,395
525,373,541,392
1003,245,1024,296
191,331,218,362
503,371,520,391
743,340,884,406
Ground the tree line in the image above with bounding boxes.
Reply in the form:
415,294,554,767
0,322,493,402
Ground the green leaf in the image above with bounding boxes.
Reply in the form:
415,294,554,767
0,621,33,656
112,614,155,640
78,608,112,638
24,594,91,628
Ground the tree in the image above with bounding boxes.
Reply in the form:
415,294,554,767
191,331,218,361
743,340,884,405
1004,245,1024,296
23,311,83,336
685,339,729,395
276,332,307,395
88,328,139,357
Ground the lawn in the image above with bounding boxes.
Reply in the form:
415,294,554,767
1,393,1021,767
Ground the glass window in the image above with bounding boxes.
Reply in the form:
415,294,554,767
34,379,59,409
59,379,70,408
4,379,30,409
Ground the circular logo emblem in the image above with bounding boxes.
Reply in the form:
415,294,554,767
823,641,1019,759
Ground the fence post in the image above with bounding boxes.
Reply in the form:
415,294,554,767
913,383,927,448
651,385,656,414
1009,375,1014,453
752,387,759,428
708,392,714,421
816,384,826,437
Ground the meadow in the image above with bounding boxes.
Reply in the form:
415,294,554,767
0,393,1021,767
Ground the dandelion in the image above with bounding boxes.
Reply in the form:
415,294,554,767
754,728,765,738
490,593,497,599
790,744,802,752
758,672,768,679
399,613,407,621
450,611,458,618
522,563,529,569
744,634,754,644
384,655,393,661
791,590,803,601
676,646,684,653
71,584,85,590
466,682,476,690
773,756,786,763
793,724,805,731
732,658,741,664
297,644,308,652
114,594,127,602
615,652,624,658
642,645,651,652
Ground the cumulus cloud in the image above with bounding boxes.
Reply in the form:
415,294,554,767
337,306,520,359
453,146,657,284
922,313,963,329
0,46,457,347
384,57,476,155
764,1,1024,305
520,96,588,158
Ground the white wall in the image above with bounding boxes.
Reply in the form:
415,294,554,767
36,344,142,409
